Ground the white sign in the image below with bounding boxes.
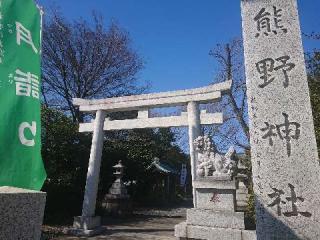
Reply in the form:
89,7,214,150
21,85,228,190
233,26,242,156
180,164,187,186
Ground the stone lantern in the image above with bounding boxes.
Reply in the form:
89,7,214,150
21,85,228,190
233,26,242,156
101,160,132,216
113,161,124,182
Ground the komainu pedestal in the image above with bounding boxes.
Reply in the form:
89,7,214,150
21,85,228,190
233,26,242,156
175,136,256,240
175,175,256,240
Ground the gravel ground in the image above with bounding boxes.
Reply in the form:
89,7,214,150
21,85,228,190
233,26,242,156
133,207,187,217
42,207,188,240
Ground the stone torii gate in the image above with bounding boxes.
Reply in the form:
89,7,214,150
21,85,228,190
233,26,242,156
71,80,231,234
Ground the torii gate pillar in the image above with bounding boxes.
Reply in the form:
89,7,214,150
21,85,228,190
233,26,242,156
73,110,106,234
187,101,201,207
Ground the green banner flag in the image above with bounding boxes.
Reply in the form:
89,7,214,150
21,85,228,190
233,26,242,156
0,0,46,190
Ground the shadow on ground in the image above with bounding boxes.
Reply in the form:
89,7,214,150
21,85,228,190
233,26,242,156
43,213,185,240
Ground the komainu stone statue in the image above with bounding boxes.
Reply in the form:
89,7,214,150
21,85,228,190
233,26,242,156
194,135,237,177
175,135,252,240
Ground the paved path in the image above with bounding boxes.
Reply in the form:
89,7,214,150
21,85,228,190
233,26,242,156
52,215,185,240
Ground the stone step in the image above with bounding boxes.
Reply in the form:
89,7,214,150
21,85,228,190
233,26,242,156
186,209,245,230
237,200,247,205
238,192,248,195
236,194,248,201
236,207,246,212
236,199,248,212
236,188,248,194
175,222,256,240
236,200,248,208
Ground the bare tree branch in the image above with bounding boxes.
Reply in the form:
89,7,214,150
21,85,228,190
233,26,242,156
41,11,145,122
207,38,250,152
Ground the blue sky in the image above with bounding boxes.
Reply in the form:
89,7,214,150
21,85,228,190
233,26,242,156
37,0,320,93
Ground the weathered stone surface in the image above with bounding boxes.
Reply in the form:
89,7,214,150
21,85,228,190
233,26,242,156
175,139,250,239
69,216,105,237
66,226,106,237
101,160,132,217
186,209,245,229
175,222,188,238
193,178,236,189
81,110,106,219
175,174,250,239
188,101,202,207
236,181,249,212
194,178,237,211
175,222,243,240
0,186,46,240
175,223,256,240
73,216,101,230
73,81,232,112
242,230,257,240
241,0,320,239
194,136,237,178
196,188,235,211
79,112,223,132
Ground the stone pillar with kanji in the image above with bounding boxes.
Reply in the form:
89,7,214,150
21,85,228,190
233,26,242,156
241,0,320,239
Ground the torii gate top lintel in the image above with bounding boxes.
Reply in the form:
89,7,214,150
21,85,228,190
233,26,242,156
73,80,231,132
73,80,232,113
